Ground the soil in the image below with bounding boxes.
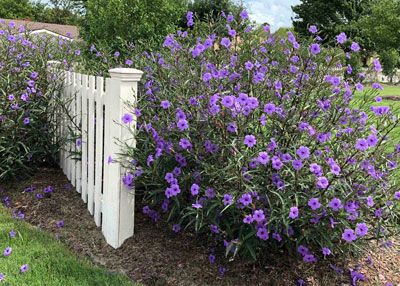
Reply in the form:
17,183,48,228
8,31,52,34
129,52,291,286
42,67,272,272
1,167,399,286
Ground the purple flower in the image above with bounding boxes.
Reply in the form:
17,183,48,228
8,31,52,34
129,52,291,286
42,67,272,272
243,135,256,148
23,117,30,125
239,10,249,20
309,43,321,55
160,100,170,109
329,198,343,211
220,37,231,49
9,230,16,238
309,25,318,34
264,103,276,115
292,160,303,170
202,72,212,82
297,146,310,160
20,264,29,273
289,207,299,219
394,191,400,200
56,220,64,228
210,224,219,234
190,183,199,196
351,42,360,52
308,198,321,210
303,254,317,263
252,209,265,223
322,247,331,256
258,152,270,165
336,32,347,44
227,122,237,133
355,138,368,151
239,193,252,206
243,214,254,224
179,138,192,150
221,95,235,108
222,194,233,205
177,119,189,131
256,227,269,240
121,113,133,124
3,247,12,257
342,229,357,243
172,224,181,233
316,176,329,189
244,61,254,70
355,223,368,237
373,58,382,72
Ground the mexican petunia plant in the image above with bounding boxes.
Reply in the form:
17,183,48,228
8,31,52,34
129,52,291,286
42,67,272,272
121,12,400,262
0,20,78,180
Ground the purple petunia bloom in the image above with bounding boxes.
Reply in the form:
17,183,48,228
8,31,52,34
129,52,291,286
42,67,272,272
309,25,318,34
177,119,189,131
329,198,343,211
190,183,200,196
394,191,400,200
355,138,369,151
351,42,360,52
292,160,303,170
252,209,265,223
179,138,192,150
239,193,252,206
303,254,317,263
342,229,357,243
0,273,4,282
56,220,64,228
289,207,299,219
256,227,269,240
258,152,270,165
227,122,237,133
297,146,310,160
355,223,368,237
9,230,16,238
20,264,29,273
373,58,382,72
222,194,233,205
220,37,231,49
121,113,133,124
308,198,321,210
322,247,331,256
243,135,256,148
160,100,170,109
239,10,249,20
336,32,347,44
309,43,321,55
3,247,12,257
172,224,181,233
243,214,254,224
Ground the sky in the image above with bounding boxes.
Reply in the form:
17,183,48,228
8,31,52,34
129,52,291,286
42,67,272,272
39,0,300,30
243,0,301,30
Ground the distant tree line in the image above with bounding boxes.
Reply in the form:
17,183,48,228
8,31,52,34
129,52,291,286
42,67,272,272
292,0,400,81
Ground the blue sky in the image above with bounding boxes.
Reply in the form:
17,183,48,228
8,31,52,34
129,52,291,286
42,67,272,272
243,0,301,30
39,0,300,30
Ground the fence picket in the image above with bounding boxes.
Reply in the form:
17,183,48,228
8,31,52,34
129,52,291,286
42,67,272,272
94,76,104,226
81,74,88,203
53,65,142,249
87,76,96,214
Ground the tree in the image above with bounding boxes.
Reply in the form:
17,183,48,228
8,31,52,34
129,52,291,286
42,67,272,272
81,0,187,49
292,0,374,48
187,0,241,23
0,0,33,19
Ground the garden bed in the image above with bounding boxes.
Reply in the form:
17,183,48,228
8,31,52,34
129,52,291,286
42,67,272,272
1,167,399,286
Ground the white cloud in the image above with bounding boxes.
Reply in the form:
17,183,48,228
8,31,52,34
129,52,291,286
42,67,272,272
243,0,301,31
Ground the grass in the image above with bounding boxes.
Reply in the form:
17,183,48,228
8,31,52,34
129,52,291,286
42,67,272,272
0,206,135,286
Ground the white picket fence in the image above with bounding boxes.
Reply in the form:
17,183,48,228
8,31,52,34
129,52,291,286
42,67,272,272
54,64,143,248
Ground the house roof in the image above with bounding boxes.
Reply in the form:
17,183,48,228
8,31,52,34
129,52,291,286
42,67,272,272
0,19,79,40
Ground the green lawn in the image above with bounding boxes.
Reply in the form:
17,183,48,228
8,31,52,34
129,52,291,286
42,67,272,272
0,206,135,286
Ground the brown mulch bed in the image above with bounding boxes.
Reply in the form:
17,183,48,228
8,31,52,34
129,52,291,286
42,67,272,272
382,95,400,101
1,167,399,286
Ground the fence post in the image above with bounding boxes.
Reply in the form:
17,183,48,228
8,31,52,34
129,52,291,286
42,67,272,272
102,68,143,248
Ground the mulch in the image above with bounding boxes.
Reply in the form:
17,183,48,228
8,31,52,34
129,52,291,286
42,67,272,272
1,167,399,286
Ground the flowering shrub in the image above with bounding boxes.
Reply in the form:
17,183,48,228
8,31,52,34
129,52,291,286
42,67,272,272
0,20,77,180
120,12,400,262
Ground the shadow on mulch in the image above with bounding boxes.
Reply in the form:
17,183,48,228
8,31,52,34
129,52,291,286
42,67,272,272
1,167,399,286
